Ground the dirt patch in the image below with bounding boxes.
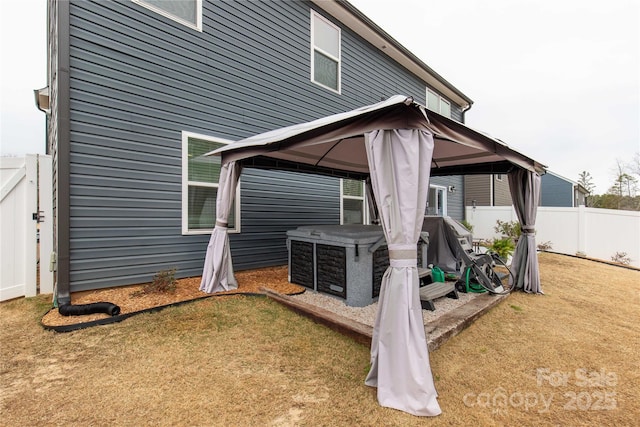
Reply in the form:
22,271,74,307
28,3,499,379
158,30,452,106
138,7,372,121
41,266,303,327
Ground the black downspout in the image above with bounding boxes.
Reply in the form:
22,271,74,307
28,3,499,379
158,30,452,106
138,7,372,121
461,101,473,125
55,0,72,306
492,176,496,207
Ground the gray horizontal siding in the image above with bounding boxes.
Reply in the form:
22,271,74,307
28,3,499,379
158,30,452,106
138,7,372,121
66,0,467,291
493,176,512,206
69,168,339,291
230,170,340,271
464,175,491,207
541,174,573,207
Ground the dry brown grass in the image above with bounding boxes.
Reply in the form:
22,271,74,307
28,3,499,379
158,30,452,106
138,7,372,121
1,253,638,426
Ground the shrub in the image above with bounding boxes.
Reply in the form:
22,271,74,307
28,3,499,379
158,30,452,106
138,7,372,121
485,237,515,261
537,241,553,251
611,252,631,265
494,220,521,243
460,220,474,233
482,220,521,262
133,268,178,296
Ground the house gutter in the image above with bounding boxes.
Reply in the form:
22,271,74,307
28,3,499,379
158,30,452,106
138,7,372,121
33,87,50,114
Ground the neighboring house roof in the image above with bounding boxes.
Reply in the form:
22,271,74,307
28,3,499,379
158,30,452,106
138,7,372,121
313,0,474,111
576,183,590,195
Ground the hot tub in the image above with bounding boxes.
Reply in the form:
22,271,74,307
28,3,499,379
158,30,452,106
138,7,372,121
286,224,427,307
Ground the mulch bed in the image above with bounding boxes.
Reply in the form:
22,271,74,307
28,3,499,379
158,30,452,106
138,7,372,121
41,266,304,328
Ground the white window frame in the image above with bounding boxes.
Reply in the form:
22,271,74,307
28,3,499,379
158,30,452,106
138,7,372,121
426,88,452,118
340,178,369,225
439,98,451,118
310,10,342,94
427,88,440,112
133,0,203,32
181,131,240,235
426,185,448,217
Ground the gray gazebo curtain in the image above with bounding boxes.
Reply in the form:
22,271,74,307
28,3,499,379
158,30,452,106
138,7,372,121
508,169,543,293
200,161,241,293
364,128,441,416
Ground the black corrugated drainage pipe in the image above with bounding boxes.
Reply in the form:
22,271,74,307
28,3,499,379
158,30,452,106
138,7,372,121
58,302,121,317
43,291,295,333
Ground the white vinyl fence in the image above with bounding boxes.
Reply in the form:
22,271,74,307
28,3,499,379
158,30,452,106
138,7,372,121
0,155,53,301
466,206,640,268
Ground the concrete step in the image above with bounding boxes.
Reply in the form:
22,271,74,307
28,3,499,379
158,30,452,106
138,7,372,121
419,281,459,311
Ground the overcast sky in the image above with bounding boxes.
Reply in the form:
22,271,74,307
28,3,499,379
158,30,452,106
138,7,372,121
1,0,638,193
349,0,639,193
0,0,48,159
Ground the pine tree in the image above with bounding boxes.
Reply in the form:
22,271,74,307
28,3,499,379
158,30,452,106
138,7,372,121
577,171,595,192
577,171,595,206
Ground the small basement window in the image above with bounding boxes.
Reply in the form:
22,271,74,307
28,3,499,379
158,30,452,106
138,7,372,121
134,0,202,31
182,131,240,235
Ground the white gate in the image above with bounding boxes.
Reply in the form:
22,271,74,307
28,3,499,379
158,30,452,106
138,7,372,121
0,154,53,301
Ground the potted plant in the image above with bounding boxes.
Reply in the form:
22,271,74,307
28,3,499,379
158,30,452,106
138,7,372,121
481,220,521,264
485,237,515,263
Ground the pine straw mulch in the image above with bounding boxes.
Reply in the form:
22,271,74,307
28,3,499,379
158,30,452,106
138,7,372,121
41,265,304,328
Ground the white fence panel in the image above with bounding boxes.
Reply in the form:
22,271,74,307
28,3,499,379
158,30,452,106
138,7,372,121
0,154,53,301
535,207,581,255
465,206,515,240
465,206,640,268
583,207,640,266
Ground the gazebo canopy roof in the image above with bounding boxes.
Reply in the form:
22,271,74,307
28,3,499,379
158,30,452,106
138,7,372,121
209,95,546,180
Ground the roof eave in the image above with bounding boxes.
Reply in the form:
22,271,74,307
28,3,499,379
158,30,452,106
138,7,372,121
312,0,473,109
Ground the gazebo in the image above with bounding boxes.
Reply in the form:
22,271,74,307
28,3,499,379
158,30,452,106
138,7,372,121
200,95,545,416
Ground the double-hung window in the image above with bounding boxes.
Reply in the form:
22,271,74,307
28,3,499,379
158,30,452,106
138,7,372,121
134,0,203,31
182,131,240,235
311,10,341,93
341,178,367,224
427,88,451,118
